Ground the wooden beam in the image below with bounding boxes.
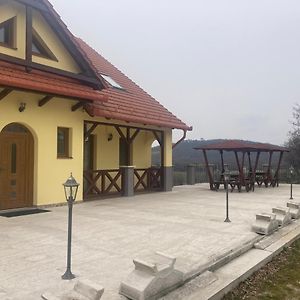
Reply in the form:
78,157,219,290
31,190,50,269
153,131,162,146
0,53,101,89
15,0,48,11
83,104,94,117
241,152,245,170
25,6,33,67
71,101,85,112
203,150,214,190
247,152,252,172
274,151,284,187
114,126,127,141
234,151,244,184
252,152,261,191
84,121,164,135
0,88,13,101
85,123,98,140
129,129,140,144
220,150,225,173
266,151,274,185
38,96,53,107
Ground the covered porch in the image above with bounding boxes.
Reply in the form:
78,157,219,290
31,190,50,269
83,120,173,199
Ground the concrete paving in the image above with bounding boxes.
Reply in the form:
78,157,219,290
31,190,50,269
0,183,298,300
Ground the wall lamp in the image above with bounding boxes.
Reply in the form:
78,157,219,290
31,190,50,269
107,133,113,141
19,102,26,112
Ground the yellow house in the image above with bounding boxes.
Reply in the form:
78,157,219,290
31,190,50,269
0,0,191,211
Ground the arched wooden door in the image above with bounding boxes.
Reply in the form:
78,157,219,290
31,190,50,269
0,123,34,210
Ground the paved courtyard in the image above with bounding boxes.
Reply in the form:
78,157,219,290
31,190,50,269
0,183,298,300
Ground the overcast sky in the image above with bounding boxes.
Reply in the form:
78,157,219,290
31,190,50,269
50,0,300,145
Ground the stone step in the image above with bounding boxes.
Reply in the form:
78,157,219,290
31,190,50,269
159,271,218,300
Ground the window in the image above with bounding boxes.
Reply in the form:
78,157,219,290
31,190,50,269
101,74,124,90
57,127,71,158
119,138,129,166
32,28,57,61
0,17,15,48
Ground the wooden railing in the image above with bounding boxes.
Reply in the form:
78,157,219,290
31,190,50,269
83,167,163,198
134,167,163,192
83,169,122,198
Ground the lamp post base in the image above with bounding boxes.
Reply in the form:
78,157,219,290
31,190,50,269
62,269,75,280
224,218,231,223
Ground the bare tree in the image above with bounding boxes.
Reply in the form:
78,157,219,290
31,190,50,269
285,104,300,170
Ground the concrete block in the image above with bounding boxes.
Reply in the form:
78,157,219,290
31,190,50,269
119,251,183,300
41,292,60,300
287,201,300,219
187,165,196,185
121,166,134,197
74,279,104,300
42,280,104,300
251,213,279,235
272,207,292,227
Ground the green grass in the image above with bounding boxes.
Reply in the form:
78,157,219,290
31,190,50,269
223,239,300,300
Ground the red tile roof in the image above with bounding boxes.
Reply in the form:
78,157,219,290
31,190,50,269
0,61,107,102
194,140,288,152
76,38,192,131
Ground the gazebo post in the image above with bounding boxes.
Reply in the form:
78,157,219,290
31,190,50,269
203,150,214,190
241,152,246,173
247,152,253,172
266,151,274,187
220,150,225,173
253,151,261,191
220,150,225,185
234,151,244,189
273,151,283,187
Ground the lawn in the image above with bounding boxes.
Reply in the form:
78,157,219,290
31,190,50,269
223,239,300,300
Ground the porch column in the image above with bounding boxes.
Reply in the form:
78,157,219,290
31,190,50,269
121,166,134,197
162,129,173,191
187,164,196,185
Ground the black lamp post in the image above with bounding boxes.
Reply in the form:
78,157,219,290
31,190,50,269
289,165,294,200
62,173,79,280
224,171,231,223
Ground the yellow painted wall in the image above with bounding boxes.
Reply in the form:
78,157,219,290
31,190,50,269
32,10,81,73
132,131,155,168
164,129,173,167
0,91,84,206
0,0,81,73
93,125,119,170
0,90,171,206
0,0,26,59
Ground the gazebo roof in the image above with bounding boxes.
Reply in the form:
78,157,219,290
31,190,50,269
194,140,289,152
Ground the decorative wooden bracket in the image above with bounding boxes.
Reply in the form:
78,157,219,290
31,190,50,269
0,88,13,101
71,101,85,112
152,130,162,146
114,126,140,144
38,95,53,107
84,123,98,140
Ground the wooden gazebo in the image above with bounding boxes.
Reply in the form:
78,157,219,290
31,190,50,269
194,140,289,192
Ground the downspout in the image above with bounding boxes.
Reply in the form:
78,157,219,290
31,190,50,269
172,130,187,149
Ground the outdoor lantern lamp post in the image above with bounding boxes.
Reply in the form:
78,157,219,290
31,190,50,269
224,171,231,223
62,173,79,280
289,165,295,200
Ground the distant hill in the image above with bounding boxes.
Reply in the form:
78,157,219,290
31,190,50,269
152,139,286,171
